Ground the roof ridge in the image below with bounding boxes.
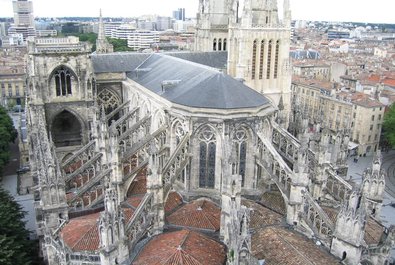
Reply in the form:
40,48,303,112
179,229,191,249
158,53,221,74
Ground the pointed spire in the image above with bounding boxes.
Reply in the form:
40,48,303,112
98,9,105,41
283,0,292,27
278,94,285,111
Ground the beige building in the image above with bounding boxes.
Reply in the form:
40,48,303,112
291,78,384,156
0,72,26,107
292,61,331,81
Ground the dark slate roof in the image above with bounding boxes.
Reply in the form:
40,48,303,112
91,52,150,73
290,50,321,60
127,53,270,109
166,51,228,70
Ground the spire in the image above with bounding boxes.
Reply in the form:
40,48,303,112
96,9,113,54
98,9,105,41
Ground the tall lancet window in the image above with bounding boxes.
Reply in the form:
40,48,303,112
55,67,73,96
213,38,217,51
266,40,273,79
233,128,247,187
223,39,227,51
251,40,257,80
274,40,280,79
218,38,222,51
259,40,265,79
198,126,216,189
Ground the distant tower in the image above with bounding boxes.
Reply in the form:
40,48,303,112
96,9,114,54
227,0,292,116
195,0,230,52
8,0,36,41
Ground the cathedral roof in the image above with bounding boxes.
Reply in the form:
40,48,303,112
166,51,228,70
60,207,135,252
166,199,221,231
165,191,184,214
128,53,270,109
242,199,283,229
252,226,340,265
132,229,226,265
91,52,150,73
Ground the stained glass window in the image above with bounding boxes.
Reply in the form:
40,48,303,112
198,127,216,188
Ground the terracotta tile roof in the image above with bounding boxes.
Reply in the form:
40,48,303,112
165,191,183,214
60,207,135,252
127,175,147,196
252,226,339,265
365,218,384,245
321,206,339,224
125,195,144,209
60,212,100,252
242,200,283,229
166,199,221,231
261,191,286,215
133,229,226,265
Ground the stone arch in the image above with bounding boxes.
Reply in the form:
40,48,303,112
170,118,187,150
51,109,83,147
140,99,151,118
261,118,272,140
48,65,79,97
97,88,121,115
152,109,166,132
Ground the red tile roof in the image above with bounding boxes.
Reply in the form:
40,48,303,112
252,226,339,265
127,175,147,196
261,191,287,215
165,192,183,214
60,208,135,252
60,212,100,252
133,229,226,265
242,200,283,229
365,218,385,245
166,199,221,231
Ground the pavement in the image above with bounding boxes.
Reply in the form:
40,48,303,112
1,112,37,239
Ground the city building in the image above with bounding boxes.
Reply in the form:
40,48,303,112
127,30,159,50
172,8,186,21
327,30,351,40
8,0,36,41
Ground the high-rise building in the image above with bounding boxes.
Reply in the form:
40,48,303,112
173,8,186,21
8,0,36,41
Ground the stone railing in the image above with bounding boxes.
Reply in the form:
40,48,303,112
109,107,139,137
256,135,293,201
161,133,191,198
326,169,352,202
303,192,334,243
126,192,155,249
62,140,96,170
105,101,130,123
272,123,300,164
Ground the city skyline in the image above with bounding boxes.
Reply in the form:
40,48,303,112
0,0,394,24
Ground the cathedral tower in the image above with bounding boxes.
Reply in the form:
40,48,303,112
227,0,292,113
195,0,230,52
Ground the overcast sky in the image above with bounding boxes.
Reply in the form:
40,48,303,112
0,0,394,24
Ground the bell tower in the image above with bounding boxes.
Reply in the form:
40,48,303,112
227,0,292,117
195,0,231,52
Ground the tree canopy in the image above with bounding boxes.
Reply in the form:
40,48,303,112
0,106,17,176
383,104,395,147
0,187,33,265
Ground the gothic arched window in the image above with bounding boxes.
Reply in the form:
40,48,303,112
251,40,257,80
218,38,222,51
233,128,248,187
223,39,227,51
274,40,280,79
266,40,273,79
213,38,217,51
54,67,73,96
259,40,265,79
198,127,216,189
97,89,120,114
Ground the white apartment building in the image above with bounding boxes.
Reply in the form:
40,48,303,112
111,24,137,40
127,30,159,50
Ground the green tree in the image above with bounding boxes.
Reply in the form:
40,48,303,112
383,104,395,147
0,187,33,265
108,38,135,52
0,106,17,176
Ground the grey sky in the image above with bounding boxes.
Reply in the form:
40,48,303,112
0,0,394,24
